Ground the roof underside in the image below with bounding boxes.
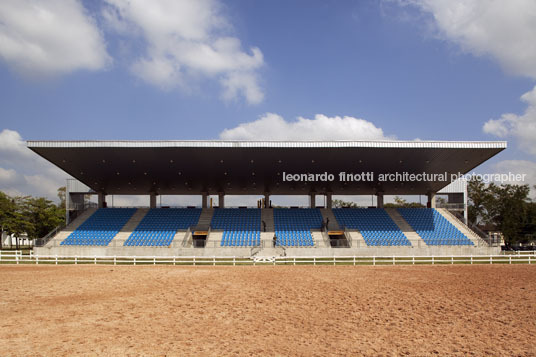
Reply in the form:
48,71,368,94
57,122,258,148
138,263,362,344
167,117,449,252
27,140,506,196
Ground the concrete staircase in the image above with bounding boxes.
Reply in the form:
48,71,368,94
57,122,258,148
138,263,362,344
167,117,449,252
319,208,340,230
205,231,223,249
436,208,488,246
46,207,97,247
111,208,149,246
346,230,368,248
261,208,274,232
385,208,427,247
311,231,329,248
195,208,214,230
174,208,215,248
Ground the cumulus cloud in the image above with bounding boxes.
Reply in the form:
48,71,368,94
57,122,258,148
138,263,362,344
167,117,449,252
483,86,536,156
399,0,536,79
219,113,393,140
491,160,536,198
0,129,67,200
103,0,264,104
0,0,110,77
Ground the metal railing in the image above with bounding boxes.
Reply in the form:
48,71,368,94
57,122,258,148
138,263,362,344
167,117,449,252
1,251,533,266
34,225,65,247
447,210,498,247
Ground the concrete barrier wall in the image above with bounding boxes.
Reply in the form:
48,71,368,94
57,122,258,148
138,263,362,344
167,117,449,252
35,244,500,258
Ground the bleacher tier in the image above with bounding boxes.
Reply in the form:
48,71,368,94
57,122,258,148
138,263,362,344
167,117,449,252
333,208,411,246
124,208,201,247
211,209,261,247
61,208,136,246
397,208,473,246
273,208,321,247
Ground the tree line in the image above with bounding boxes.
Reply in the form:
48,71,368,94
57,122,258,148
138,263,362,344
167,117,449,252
0,188,65,249
468,180,536,246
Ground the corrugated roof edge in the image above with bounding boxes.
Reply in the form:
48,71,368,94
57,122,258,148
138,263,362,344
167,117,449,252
27,140,508,149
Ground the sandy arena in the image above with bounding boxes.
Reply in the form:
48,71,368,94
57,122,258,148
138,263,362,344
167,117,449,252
1,265,535,356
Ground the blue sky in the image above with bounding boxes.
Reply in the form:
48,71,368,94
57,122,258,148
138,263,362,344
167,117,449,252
0,0,535,204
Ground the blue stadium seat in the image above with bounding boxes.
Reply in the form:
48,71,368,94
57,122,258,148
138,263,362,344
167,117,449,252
211,209,261,247
61,208,136,246
397,208,473,246
273,208,320,247
333,208,411,246
124,208,201,247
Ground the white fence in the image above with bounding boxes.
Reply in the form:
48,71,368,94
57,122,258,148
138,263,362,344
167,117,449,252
0,250,534,266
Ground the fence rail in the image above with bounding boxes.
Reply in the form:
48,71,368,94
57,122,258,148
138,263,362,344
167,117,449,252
0,251,533,266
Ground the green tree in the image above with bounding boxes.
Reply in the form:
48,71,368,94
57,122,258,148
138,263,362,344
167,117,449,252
332,199,359,208
57,186,66,210
26,196,65,239
384,196,425,208
467,179,533,245
6,196,34,250
485,183,530,245
0,192,16,249
468,178,490,225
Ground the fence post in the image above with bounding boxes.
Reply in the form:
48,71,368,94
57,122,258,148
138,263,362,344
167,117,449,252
55,255,58,265
153,257,156,265
213,256,216,266
75,256,77,265
432,256,434,265
134,257,136,266
353,256,355,266
490,256,493,265
412,256,415,265
314,257,316,266
392,256,395,265
451,256,454,265
232,257,235,266
36,256,38,265
173,257,176,266
194,257,196,266
16,253,19,265
509,256,511,265
471,255,473,265
373,256,375,266
333,256,335,266
114,256,116,266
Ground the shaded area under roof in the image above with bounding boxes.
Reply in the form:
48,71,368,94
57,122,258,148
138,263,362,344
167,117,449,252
27,140,506,196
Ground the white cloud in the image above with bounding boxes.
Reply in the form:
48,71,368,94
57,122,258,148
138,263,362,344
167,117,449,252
400,0,536,79
0,0,110,77
103,0,264,104
483,86,536,156
0,129,67,200
0,167,17,184
220,113,393,140
491,160,536,198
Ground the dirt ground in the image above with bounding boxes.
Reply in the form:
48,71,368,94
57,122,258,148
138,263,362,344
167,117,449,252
1,265,535,356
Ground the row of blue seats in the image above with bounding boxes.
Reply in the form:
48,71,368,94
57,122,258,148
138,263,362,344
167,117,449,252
61,208,136,246
124,208,201,247
333,208,411,246
273,208,321,247
213,209,261,247
398,208,473,246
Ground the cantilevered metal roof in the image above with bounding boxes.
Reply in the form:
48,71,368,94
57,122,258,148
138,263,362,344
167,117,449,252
27,140,507,196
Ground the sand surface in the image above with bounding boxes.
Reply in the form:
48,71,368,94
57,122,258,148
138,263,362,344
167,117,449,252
1,265,535,356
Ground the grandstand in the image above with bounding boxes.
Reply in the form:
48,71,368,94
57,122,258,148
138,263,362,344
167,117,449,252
27,140,506,257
